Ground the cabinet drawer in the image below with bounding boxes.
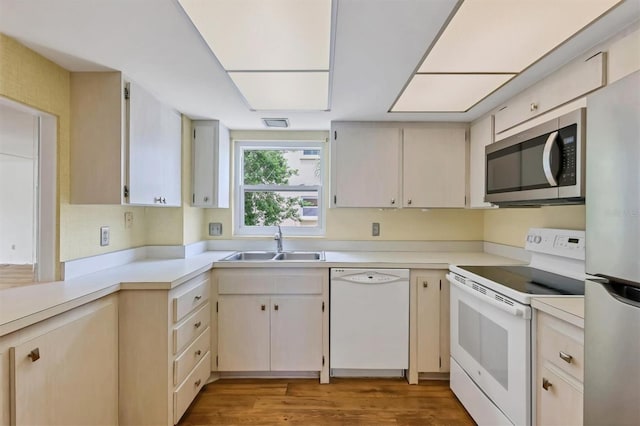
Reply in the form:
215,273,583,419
173,351,211,424
173,275,210,323
537,365,583,426
174,326,210,385
173,303,210,355
538,313,584,381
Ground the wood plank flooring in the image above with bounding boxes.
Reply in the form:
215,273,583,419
178,378,475,425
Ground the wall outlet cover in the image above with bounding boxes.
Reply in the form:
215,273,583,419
372,222,380,237
100,226,110,246
124,211,133,229
209,222,223,236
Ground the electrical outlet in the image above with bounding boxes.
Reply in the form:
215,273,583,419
124,211,133,229
372,222,380,237
209,222,223,236
100,226,110,246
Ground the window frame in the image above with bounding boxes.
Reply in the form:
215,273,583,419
234,140,325,236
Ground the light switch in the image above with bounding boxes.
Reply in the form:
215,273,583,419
372,222,380,237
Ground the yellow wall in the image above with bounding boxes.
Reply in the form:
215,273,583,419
484,205,586,247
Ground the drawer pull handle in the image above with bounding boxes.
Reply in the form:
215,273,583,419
274,304,279,311
195,350,202,356
28,348,40,362
542,378,552,391
194,321,202,328
261,304,266,311
423,281,428,288
194,295,202,301
559,351,573,363
195,379,201,387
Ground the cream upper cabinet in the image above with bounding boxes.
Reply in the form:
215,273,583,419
535,311,584,426
468,115,495,208
403,128,466,208
408,269,450,384
215,268,328,382
192,120,230,208
331,123,402,208
0,295,118,426
494,52,605,136
70,71,182,206
331,122,467,208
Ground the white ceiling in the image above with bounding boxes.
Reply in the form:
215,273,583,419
0,0,638,130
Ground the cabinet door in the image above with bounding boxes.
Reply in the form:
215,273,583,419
403,128,466,207
469,116,495,208
192,121,230,208
416,272,441,372
439,274,450,372
270,296,323,371
537,366,583,426
128,81,181,206
217,296,270,371
332,124,402,207
10,299,118,425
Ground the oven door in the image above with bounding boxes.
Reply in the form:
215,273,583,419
449,275,531,425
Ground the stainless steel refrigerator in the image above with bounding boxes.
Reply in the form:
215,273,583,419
584,70,640,425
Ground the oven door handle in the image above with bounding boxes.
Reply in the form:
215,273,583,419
542,131,559,187
447,274,531,319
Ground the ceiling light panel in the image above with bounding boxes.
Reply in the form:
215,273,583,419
178,0,331,71
392,74,515,112
229,72,329,110
419,0,621,73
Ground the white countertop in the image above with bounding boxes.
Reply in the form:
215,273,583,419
0,250,522,337
531,296,585,328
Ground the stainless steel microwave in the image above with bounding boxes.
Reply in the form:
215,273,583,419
485,108,585,206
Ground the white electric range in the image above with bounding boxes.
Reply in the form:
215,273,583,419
447,228,588,426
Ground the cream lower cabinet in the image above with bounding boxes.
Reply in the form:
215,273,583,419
408,269,450,384
0,294,118,426
119,271,211,425
214,268,329,383
535,311,584,426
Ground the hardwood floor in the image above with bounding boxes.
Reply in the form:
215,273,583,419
178,378,475,425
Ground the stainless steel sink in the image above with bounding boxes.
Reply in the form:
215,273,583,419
220,251,278,261
219,251,325,261
274,252,325,261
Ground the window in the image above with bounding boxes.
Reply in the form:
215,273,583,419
234,141,324,236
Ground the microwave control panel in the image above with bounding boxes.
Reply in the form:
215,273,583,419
558,124,578,186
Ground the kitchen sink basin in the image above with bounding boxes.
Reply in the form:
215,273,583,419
219,251,325,262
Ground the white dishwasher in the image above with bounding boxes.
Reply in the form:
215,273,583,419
330,268,409,377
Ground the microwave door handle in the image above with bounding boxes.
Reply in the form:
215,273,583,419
542,131,559,186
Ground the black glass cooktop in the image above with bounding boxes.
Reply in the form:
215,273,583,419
458,265,585,296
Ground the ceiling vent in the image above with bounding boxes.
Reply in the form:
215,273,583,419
262,118,289,128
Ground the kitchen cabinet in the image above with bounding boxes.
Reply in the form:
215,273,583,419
468,115,495,208
70,71,182,206
403,128,466,208
494,52,605,136
0,294,118,426
215,268,328,382
408,269,450,384
191,120,230,207
119,271,211,425
535,310,584,426
330,122,467,208
330,123,402,207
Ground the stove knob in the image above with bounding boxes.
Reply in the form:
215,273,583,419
534,236,542,244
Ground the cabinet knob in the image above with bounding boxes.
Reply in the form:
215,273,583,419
195,379,202,387
195,349,202,356
530,102,538,112
261,304,266,311
390,198,395,205
204,196,209,202
542,377,552,391
274,304,279,311
408,199,412,205
194,295,202,301
28,348,40,362
423,281,428,288
559,351,573,364
161,197,166,204
194,321,202,328
154,196,162,203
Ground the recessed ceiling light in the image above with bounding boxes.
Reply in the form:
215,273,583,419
262,118,290,128
391,74,515,112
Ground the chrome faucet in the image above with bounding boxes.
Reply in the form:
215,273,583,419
274,224,283,253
